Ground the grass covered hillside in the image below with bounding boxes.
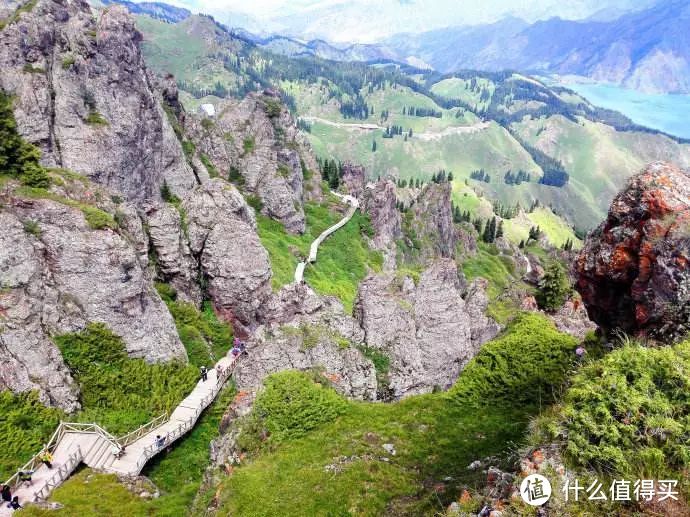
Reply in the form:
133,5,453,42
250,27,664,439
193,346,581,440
217,313,577,516
257,199,382,313
129,13,690,232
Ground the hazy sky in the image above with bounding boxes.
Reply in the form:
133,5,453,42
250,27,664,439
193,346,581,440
175,0,658,41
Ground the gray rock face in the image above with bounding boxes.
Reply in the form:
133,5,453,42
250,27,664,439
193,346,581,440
410,182,458,260
183,179,272,333
354,259,497,398
361,180,402,270
0,0,196,201
236,284,377,400
0,192,186,410
340,162,366,199
184,93,320,233
143,201,201,304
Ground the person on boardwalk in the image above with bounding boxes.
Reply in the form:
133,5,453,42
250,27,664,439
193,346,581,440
231,346,240,358
200,365,208,382
216,364,224,379
9,496,21,510
155,434,166,449
18,470,32,487
1,484,11,504
40,447,53,468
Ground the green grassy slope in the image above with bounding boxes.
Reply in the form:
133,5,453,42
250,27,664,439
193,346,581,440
216,314,577,516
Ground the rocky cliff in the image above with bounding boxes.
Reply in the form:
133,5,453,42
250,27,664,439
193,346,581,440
361,179,402,270
0,173,186,411
576,162,690,340
404,182,457,262
0,0,197,201
183,91,323,234
354,259,499,398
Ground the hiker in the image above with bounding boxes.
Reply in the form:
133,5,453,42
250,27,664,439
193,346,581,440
200,365,208,382
575,345,587,363
155,434,166,449
231,346,240,358
216,364,224,378
239,341,246,354
1,484,11,504
18,470,32,487
9,496,21,510
40,447,53,468
111,444,125,459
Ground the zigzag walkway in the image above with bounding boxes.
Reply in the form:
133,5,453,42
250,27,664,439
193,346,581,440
295,192,359,283
1,353,240,513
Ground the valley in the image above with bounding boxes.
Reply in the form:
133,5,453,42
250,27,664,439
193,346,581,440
2,0,690,516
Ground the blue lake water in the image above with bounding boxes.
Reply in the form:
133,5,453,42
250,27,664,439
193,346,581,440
560,82,690,140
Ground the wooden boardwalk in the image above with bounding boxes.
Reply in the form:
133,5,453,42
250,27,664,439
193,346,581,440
294,192,359,283
1,353,240,513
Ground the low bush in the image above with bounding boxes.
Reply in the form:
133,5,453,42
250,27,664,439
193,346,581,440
559,340,690,477
253,371,348,442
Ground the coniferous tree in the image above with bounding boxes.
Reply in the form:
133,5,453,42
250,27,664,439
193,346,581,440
495,220,504,240
537,262,571,312
372,140,377,152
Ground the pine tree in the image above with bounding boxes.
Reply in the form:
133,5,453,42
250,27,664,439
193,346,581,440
519,239,525,249
372,140,377,152
447,172,453,182
537,262,571,312
495,220,504,239
0,90,50,188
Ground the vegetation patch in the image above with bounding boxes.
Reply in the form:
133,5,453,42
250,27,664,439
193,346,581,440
242,136,255,155
199,153,218,178
54,323,198,435
61,55,75,70
85,111,108,126
220,314,576,515
157,283,233,368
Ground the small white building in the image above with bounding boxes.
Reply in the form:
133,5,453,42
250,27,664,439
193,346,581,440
198,103,216,118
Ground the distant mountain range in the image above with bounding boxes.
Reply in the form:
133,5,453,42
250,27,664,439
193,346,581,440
384,0,690,94
104,0,690,94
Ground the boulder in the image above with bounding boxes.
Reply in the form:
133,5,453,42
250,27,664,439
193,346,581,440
576,162,690,340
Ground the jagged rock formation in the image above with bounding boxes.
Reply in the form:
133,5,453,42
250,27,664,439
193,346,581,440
235,283,377,400
361,179,402,270
576,162,690,340
0,0,196,201
142,201,201,304
0,178,186,411
182,179,272,333
354,259,499,398
183,91,322,233
405,182,457,261
339,162,366,199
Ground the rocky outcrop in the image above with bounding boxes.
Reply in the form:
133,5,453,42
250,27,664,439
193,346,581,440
183,179,272,333
407,182,457,261
0,0,196,201
354,259,498,398
0,181,186,410
361,180,402,270
142,201,201,304
576,162,690,340
184,92,322,233
340,162,366,199
235,283,377,400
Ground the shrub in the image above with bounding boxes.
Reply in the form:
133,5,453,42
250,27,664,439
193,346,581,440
242,136,255,155
0,89,50,187
163,295,233,367
253,371,348,442
262,98,282,118
276,164,290,178
22,219,41,236
447,312,577,407
200,118,215,131
54,323,198,434
228,166,245,186
85,111,108,126
559,341,690,476
536,262,571,312
61,55,76,69
81,206,116,230
181,140,196,159
246,194,263,212
22,63,44,74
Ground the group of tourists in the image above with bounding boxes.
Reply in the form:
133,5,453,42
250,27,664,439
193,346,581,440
199,338,247,383
2,484,21,510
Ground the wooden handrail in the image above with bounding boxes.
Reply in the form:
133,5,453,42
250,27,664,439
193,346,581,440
117,413,168,448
